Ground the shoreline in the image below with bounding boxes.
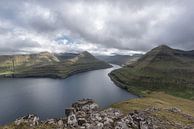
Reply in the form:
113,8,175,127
0,65,113,79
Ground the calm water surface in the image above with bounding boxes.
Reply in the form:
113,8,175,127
0,64,137,125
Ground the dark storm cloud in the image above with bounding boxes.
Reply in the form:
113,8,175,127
0,0,193,55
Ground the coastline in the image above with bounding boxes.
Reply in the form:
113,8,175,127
0,64,112,79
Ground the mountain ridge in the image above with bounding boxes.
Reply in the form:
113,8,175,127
0,51,112,78
109,45,194,99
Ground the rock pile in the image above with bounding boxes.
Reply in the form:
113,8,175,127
15,114,39,126
13,99,194,129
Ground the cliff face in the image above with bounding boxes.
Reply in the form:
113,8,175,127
3,98,194,129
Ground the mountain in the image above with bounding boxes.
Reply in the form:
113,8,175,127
96,54,142,66
132,45,194,68
0,51,112,78
109,45,194,99
0,52,59,67
55,53,78,61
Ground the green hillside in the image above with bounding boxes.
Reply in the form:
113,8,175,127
109,45,194,99
0,51,111,78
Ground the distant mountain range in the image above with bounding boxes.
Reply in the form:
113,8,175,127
0,51,111,78
109,45,194,99
96,54,142,66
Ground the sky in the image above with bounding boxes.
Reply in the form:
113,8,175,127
0,0,194,55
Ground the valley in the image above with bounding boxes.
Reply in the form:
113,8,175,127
1,45,194,129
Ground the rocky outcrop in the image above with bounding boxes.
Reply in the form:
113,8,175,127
15,114,39,126
12,99,194,129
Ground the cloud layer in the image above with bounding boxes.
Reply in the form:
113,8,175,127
0,0,193,55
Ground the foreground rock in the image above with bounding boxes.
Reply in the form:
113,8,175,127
3,99,194,129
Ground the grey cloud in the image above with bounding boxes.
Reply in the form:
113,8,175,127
0,0,194,55
0,39,41,55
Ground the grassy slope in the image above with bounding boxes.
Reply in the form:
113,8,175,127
111,92,194,128
109,45,194,100
14,61,111,78
110,67,194,99
109,46,194,128
0,51,112,78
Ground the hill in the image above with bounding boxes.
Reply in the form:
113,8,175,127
109,45,194,99
0,51,112,78
96,54,142,66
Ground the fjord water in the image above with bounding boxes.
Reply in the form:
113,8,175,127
0,65,136,125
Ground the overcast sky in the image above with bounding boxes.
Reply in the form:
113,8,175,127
0,0,194,55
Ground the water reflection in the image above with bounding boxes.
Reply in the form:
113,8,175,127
0,65,137,124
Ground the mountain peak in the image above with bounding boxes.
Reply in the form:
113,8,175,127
38,51,52,56
80,51,91,55
154,45,172,51
149,45,174,55
158,44,170,48
69,51,97,63
79,51,94,58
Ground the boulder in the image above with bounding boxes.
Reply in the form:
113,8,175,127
67,113,77,127
76,111,87,118
140,121,148,129
72,99,99,112
65,107,76,117
168,107,181,113
45,119,57,125
58,119,64,127
78,118,87,126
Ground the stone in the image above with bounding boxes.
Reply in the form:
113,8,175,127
90,113,102,121
97,122,104,128
11,99,194,129
89,103,99,111
32,116,39,126
168,107,181,113
72,99,99,112
68,113,77,127
46,119,56,125
65,107,76,116
14,114,39,126
115,121,130,129
58,120,64,127
78,118,87,126
140,121,148,129
103,117,114,126
76,111,87,118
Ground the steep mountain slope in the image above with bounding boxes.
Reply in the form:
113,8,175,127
0,52,59,75
96,54,142,66
109,45,194,99
0,51,111,78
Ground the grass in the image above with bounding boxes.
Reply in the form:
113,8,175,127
111,92,194,128
0,59,111,79
112,92,194,115
109,67,194,100
0,71,13,75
